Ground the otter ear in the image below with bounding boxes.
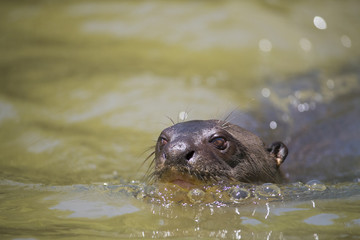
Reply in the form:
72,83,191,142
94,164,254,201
267,141,288,167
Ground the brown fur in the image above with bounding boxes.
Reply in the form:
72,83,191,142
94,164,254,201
146,120,288,185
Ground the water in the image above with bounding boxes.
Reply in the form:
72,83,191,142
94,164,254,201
1,1,360,239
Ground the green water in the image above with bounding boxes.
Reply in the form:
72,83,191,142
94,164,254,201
1,1,360,239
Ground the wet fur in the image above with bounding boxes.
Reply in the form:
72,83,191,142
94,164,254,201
145,119,287,184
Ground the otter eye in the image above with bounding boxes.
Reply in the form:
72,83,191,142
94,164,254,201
158,137,168,148
210,137,228,150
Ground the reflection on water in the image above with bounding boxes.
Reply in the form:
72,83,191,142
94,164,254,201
1,0,360,239
50,199,139,218
304,213,339,226
1,180,359,239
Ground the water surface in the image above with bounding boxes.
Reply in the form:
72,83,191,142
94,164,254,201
1,1,360,239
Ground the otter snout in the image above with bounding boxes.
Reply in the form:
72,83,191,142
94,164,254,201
163,140,196,165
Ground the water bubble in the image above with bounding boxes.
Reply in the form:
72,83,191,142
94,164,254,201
261,88,271,98
313,16,327,30
297,103,309,112
269,121,277,130
179,111,188,121
290,182,305,188
229,187,251,202
256,183,281,198
299,38,312,52
306,180,326,191
341,35,352,48
297,104,304,112
259,38,272,52
187,188,205,204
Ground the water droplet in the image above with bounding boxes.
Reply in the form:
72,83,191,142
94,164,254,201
288,95,299,106
310,102,316,110
282,113,289,122
297,104,306,112
326,79,335,89
314,93,323,102
261,88,271,98
294,91,302,99
179,111,188,121
136,191,147,200
269,121,277,129
304,103,310,111
299,38,312,51
341,35,352,48
259,38,272,52
144,185,157,197
187,188,205,204
313,16,327,30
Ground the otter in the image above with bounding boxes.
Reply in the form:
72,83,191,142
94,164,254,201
147,120,288,188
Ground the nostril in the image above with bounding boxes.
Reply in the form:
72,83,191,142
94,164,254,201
185,151,195,161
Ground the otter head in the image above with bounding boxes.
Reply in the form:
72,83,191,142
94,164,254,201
149,120,288,188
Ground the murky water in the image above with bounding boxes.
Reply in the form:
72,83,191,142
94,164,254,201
1,1,360,239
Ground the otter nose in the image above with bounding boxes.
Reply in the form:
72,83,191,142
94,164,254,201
165,141,195,164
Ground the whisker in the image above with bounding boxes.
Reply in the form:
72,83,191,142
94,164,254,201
139,150,155,170
166,116,176,125
222,107,239,123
